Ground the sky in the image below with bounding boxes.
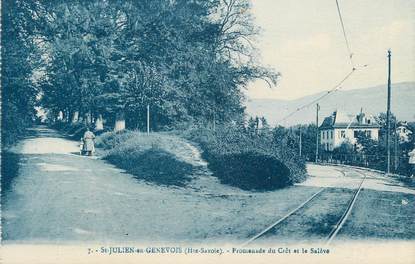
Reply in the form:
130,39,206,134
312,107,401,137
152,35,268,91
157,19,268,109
246,0,415,100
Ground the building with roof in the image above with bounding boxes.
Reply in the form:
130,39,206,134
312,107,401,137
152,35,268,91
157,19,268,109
319,110,381,151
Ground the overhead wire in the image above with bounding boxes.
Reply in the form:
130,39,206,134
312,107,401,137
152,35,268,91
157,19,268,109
277,0,365,125
278,68,355,123
335,0,355,69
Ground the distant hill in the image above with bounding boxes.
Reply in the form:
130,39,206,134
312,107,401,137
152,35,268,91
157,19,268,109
245,82,415,126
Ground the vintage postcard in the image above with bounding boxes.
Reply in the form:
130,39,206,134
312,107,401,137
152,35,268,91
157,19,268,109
1,0,414,263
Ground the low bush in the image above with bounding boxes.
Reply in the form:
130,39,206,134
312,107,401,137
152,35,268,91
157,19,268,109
95,130,134,150
184,124,307,190
210,151,291,190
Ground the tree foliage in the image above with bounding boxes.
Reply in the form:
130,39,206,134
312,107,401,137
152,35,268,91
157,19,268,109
2,0,278,135
1,0,40,145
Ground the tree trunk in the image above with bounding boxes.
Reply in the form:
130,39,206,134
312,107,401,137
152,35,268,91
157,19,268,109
95,114,104,131
57,111,64,121
65,110,70,122
71,111,79,123
114,111,125,132
84,111,92,126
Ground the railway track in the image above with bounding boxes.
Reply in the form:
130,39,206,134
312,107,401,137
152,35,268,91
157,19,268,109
241,166,367,246
325,168,366,244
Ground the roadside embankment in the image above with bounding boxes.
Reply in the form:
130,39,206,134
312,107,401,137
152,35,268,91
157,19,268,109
51,122,308,191
96,130,203,187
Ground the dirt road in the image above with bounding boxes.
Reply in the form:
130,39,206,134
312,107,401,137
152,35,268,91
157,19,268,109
2,126,414,244
1,126,319,243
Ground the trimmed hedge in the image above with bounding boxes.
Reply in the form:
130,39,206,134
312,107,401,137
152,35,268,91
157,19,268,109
184,125,307,191
210,151,291,190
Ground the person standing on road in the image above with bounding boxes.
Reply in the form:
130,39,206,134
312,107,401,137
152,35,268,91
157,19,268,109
408,146,415,178
82,127,96,156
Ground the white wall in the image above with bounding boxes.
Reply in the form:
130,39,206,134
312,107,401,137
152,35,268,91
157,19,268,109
321,128,379,151
320,129,335,151
333,128,379,147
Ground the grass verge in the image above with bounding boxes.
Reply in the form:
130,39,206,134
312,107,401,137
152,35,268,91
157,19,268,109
106,148,193,186
338,189,415,240
97,130,196,187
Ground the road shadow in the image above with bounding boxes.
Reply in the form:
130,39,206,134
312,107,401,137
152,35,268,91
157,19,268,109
1,151,21,203
25,126,67,139
105,148,195,187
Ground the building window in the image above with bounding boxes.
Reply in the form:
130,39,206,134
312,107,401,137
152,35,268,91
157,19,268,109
354,131,358,138
330,130,333,139
365,130,371,137
341,130,346,138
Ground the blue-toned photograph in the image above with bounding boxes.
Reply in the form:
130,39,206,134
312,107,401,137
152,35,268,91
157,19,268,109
1,0,414,263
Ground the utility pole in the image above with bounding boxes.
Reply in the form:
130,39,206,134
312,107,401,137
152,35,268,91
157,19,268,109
386,49,392,174
299,125,302,157
147,104,150,135
394,122,398,172
315,103,320,162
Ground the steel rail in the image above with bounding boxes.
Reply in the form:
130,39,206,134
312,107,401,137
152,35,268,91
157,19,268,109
325,168,367,245
334,168,347,177
241,166,367,246
240,187,325,247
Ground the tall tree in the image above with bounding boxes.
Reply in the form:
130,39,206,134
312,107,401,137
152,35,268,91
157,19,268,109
1,0,39,145
8,0,279,132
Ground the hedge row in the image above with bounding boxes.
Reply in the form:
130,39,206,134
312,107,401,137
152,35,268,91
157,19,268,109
184,125,307,191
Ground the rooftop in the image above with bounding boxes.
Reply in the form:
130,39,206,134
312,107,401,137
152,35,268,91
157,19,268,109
319,110,381,130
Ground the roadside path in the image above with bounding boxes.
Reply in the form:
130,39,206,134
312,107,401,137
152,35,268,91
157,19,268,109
1,126,318,243
3,126,413,244
303,164,415,194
